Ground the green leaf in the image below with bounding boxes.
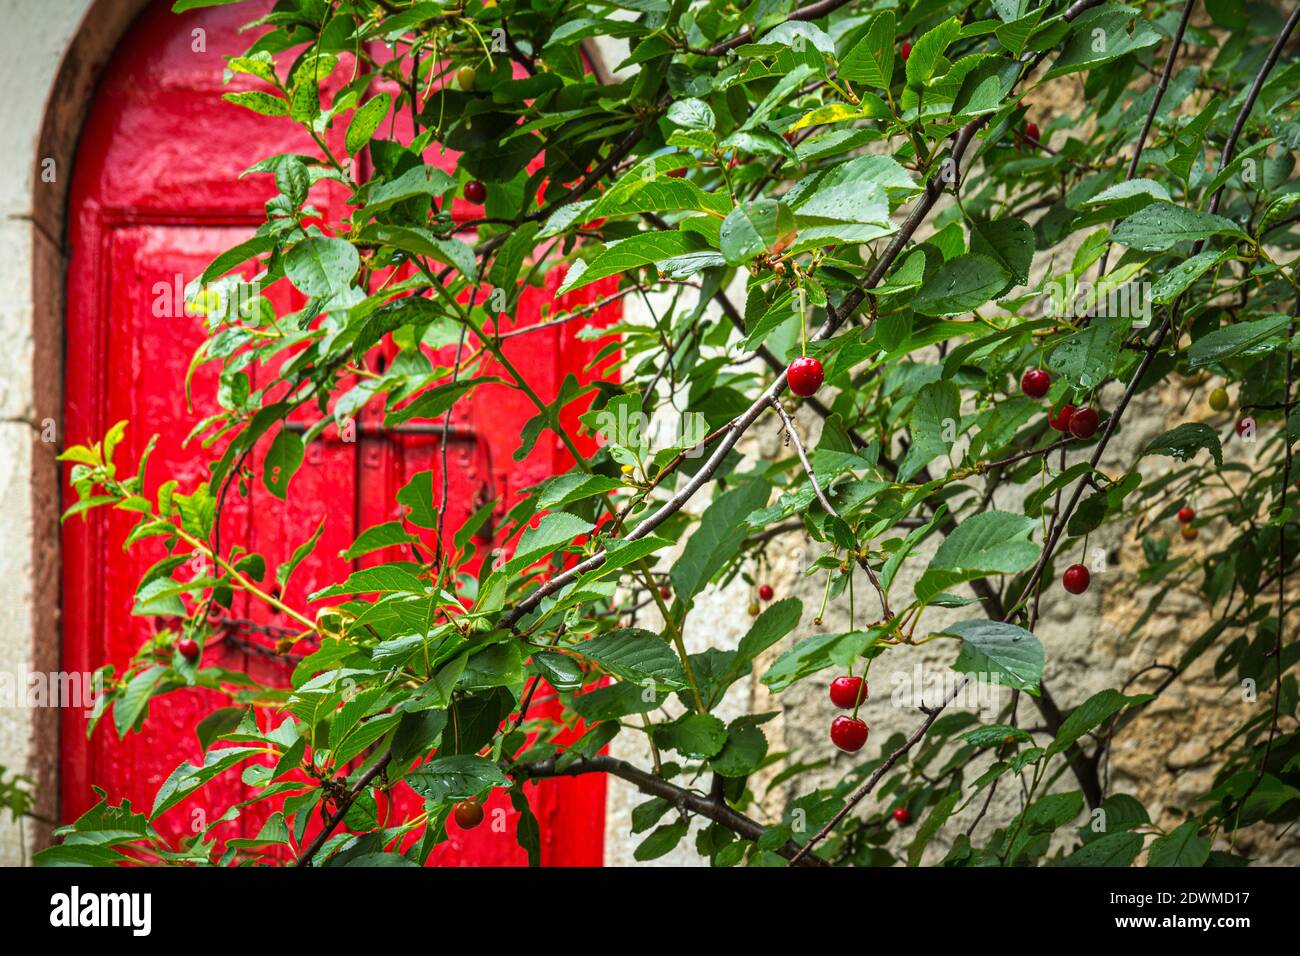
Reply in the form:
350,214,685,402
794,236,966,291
114,665,167,736
311,562,425,598
969,218,1034,287
735,599,802,677
576,537,673,587
944,620,1045,695
153,747,269,818
1147,820,1210,867
710,716,771,777
1048,317,1127,391
346,92,392,155
719,199,796,266
356,165,455,219
911,254,1009,316
1060,830,1144,866
1112,202,1244,252
386,379,486,428
1151,249,1226,305
1048,689,1152,757
285,237,360,297
195,707,248,751
173,0,243,10
1045,7,1161,79
404,755,509,803
905,17,961,87
916,511,1039,605
222,91,289,117
263,427,303,500
573,629,686,689
670,480,771,604
762,629,882,692
396,470,437,529
839,11,896,88
558,232,695,294
666,97,714,130
278,517,325,589
897,380,960,482
571,681,666,722
795,181,890,226
290,72,320,124
1142,423,1223,468
506,512,594,573
634,819,688,861
909,791,959,866
1187,314,1292,370
509,788,542,867
531,650,584,691
537,473,625,510
343,521,420,560
961,724,1034,747
652,713,727,759
200,234,275,286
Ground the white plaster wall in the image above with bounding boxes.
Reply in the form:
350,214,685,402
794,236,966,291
0,0,94,866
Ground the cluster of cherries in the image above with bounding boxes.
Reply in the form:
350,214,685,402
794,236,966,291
1021,368,1101,593
1020,368,1099,438
825,673,911,823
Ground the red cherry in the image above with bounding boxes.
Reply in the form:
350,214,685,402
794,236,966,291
787,356,824,397
1021,368,1050,398
453,798,485,829
758,584,774,601
1068,407,1099,439
464,180,487,203
1024,122,1041,146
659,585,672,600
830,715,869,752
829,676,867,709
893,807,911,825
1048,403,1076,432
1236,417,1255,437
177,638,200,661
1177,506,1195,524
901,40,912,61
1062,563,1091,594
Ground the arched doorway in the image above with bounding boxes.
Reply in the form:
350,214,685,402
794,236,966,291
55,0,610,865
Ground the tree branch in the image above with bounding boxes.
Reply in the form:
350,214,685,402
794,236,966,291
513,754,829,866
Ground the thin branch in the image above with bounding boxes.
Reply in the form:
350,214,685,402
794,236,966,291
513,754,829,866
1096,0,1198,277
789,681,962,866
771,396,892,618
295,754,392,867
770,397,836,515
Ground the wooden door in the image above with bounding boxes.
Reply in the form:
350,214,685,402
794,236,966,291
60,0,611,866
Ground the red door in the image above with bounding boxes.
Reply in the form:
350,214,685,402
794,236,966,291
60,0,612,865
